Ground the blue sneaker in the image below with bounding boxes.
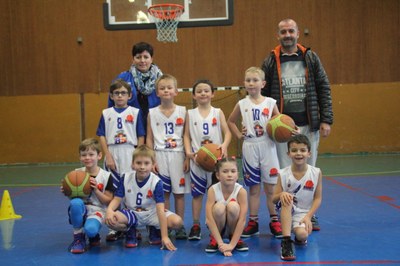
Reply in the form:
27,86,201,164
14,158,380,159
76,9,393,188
148,226,161,245
125,228,138,248
68,233,86,254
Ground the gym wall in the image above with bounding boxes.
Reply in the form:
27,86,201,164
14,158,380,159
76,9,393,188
0,0,399,164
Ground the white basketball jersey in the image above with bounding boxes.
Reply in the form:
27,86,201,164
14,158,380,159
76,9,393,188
75,167,111,209
102,106,140,146
279,165,320,212
122,171,160,213
239,96,276,140
212,182,243,206
149,105,186,152
188,107,223,152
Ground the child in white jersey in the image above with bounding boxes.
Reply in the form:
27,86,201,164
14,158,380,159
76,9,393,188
97,79,146,241
184,79,232,240
63,138,114,254
147,74,190,239
273,134,322,261
105,145,183,251
228,67,282,238
205,157,249,256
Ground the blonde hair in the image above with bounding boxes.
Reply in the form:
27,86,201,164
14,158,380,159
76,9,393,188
245,67,265,80
132,145,156,163
155,74,178,92
79,138,101,154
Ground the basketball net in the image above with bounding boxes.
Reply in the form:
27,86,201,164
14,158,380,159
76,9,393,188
148,4,184,43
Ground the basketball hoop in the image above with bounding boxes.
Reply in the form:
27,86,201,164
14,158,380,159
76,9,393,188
148,4,184,43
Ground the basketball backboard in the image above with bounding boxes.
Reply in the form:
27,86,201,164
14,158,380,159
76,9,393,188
103,0,233,30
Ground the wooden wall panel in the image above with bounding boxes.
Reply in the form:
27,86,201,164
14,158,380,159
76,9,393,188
0,94,81,164
1,82,397,164
0,0,399,96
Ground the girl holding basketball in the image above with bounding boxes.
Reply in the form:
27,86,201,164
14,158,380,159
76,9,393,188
205,157,249,256
227,67,282,239
183,79,232,240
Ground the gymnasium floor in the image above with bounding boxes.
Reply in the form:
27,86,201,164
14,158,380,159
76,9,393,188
0,154,399,265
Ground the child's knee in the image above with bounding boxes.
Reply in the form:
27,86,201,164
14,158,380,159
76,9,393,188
294,228,308,240
84,218,101,238
168,214,183,229
69,198,85,213
68,198,85,228
213,202,227,217
226,201,240,217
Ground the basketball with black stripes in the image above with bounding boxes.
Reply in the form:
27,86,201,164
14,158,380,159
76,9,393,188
267,114,296,143
196,143,221,172
62,170,92,199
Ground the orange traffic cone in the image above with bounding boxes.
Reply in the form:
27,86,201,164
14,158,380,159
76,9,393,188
0,190,22,220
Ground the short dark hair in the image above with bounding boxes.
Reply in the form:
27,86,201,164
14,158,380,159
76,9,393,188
109,79,132,94
132,42,154,57
287,134,311,151
192,79,215,95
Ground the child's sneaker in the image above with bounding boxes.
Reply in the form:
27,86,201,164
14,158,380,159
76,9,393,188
88,234,101,247
106,229,124,242
281,238,296,261
241,220,259,237
125,228,138,248
205,235,218,253
311,215,320,231
148,226,161,245
269,220,283,238
175,226,188,240
188,224,201,240
68,233,86,254
235,239,249,251
294,237,307,246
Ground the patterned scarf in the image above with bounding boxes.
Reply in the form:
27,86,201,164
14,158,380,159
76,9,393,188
130,64,162,96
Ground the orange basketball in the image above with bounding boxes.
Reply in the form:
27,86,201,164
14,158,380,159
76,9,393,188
195,143,221,172
267,114,296,143
62,170,92,199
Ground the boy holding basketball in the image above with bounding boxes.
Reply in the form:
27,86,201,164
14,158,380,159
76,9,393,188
273,134,322,261
97,79,145,240
146,74,190,239
227,67,282,238
63,138,114,254
205,157,248,256
183,79,232,240
105,145,183,250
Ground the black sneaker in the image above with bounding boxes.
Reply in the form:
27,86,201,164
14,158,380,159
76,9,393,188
294,237,307,246
205,235,218,253
106,230,124,242
235,239,249,251
175,226,188,240
188,224,201,240
88,233,101,247
241,220,259,238
148,226,161,245
125,228,138,248
311,215,320,231
281,238,296,261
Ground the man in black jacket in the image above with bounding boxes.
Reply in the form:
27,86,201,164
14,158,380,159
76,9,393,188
262,18,333,168
261,19,333,238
